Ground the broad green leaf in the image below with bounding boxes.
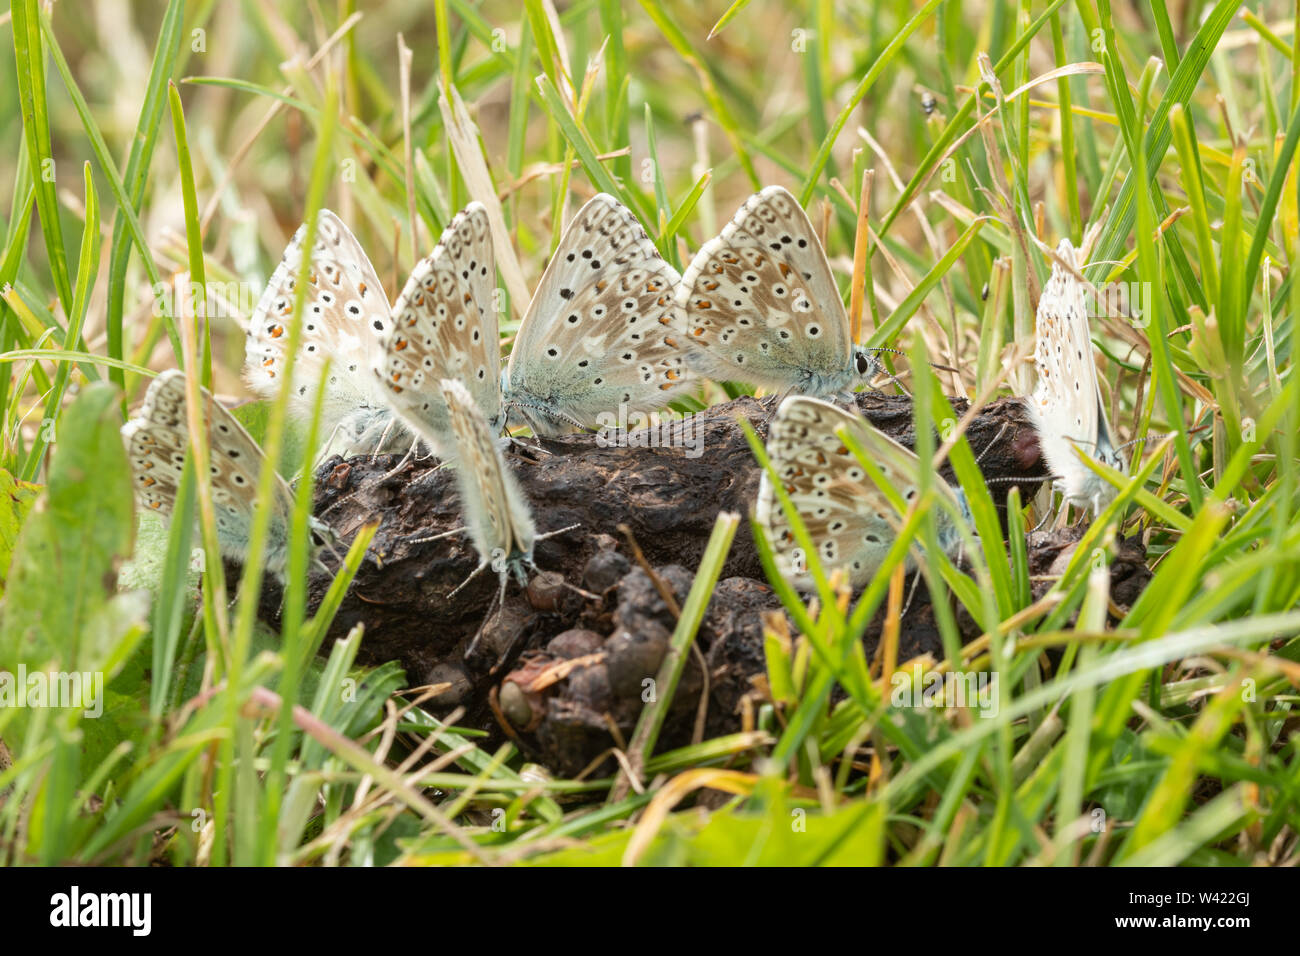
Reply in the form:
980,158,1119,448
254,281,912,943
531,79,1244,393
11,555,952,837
0,470,40,599
0,382,136,672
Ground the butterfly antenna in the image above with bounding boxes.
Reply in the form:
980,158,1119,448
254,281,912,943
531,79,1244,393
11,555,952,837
561,579,600,601
863,346,918,394
1113,431,1177,455
974,423,1010,466
504,399,587,433
522,527,595,600
406,525,468,549
535,521,581,544
983,473,1057,488
317,488,364,520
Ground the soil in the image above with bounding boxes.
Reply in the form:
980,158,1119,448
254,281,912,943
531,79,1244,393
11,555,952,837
260,392,1150,775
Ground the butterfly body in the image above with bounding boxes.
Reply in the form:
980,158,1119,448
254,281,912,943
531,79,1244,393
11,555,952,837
122,370,337,577
757,395,969,590
677,186,884,400
504,193,692,436
439,378,536,587
244,210,406,457
1027,240,1126,516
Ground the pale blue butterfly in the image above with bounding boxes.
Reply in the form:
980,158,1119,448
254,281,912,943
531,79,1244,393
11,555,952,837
757,395,970,590
1027,239,1126,516
122,369,338,578
374,203,502,456
377,194,693,446
503,193,693,436
244,210,405,457
677,185,887,399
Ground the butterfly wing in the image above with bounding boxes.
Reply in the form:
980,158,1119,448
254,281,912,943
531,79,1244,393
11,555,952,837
439,378,536,574
243,210,392,440
504,194,690,436
377,204,499,455
757,396,963,589
677,186,853,396
123,370,299,569
1028,240,1122,513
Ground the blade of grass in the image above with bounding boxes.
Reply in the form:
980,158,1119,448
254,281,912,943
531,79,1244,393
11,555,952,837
39,9,183,364
637,0,758,187
105,0,185,395
11,0,73,313
798,0,946,204
22,163,99,482
608,511,740,803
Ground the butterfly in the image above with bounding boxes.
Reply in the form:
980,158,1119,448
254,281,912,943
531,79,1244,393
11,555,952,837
438,377,537,593
374,203,501,456
1027,239,1126,516
676,185,887,399
503,193,693,436
756,395,970,590
243,209,402,457
121,369,338,577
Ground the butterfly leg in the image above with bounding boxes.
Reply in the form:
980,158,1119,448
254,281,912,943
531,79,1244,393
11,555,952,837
379,438,419,480
448,556,490,600
312,545,340,575
875,371,912,398
368,415,401,460
500,433,551,462
318,441,423,523
1029,505,1056,534
312,418,351,469
463,568,509,661
898,568,925,620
